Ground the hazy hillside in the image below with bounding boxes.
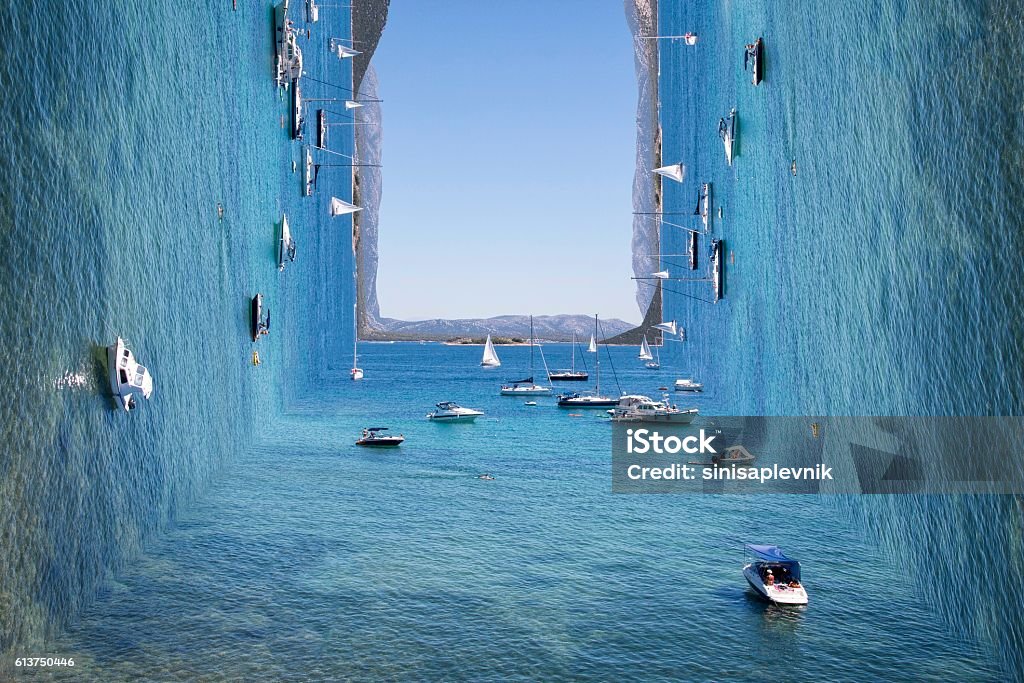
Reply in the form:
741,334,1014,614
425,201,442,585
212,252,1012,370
365,315,636,342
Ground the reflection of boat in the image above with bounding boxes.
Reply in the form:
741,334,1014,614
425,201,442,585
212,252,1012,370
744,37,764,85
674,378,703,392
278,213,296,271
107,337,154,411
481,334,501,367
356,427,404,447
500,316,551,395
427,402,484,421
711,445,756,466
558,315,617,407
549,332,588,381
351,303,363,380
711,238,724,302
743,544,808,605
718,109,737,166
608,395,697,424
251,294,270,342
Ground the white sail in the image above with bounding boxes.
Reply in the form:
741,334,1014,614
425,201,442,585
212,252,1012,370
653,163,685,183
587,335,597,353
330,197,362,216
345,100,363,110
653,270,669,279
481,334,501,367
654,320,678,336
639,336,653,361
336,45,361,59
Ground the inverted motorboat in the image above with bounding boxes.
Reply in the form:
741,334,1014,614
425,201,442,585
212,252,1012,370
608,395,697,424
427,401,484,422
742,544,808,605
107,337,154,411
356,427,405,447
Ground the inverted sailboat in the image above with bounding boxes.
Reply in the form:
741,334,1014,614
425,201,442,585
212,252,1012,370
719,109,737,166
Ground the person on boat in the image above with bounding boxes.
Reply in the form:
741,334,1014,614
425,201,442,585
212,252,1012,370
764,569,774,586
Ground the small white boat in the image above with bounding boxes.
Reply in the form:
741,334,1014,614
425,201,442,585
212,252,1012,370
587,335,597,353
481,334,501,367
304,147,313,196
683,32,698,46
278,213,296,271
674,378,703,392
107,337,154,411
742,544,808,605
694,183,711,231
427,401,484,422
719,109,737,166
524,401,538,406
608,395,697,424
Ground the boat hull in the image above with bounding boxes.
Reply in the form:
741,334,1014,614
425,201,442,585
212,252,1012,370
250,295,263,342
751,38,764,85
549,372,588,382
558,397,619,408
743,565,808,605
610,410,697,425
428,414,480,422
500,386,551,396
356,437,404,447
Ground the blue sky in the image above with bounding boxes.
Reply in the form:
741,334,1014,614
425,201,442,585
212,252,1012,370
371,1,640,323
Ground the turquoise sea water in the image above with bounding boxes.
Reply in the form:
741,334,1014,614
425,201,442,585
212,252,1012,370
0,0,1021,680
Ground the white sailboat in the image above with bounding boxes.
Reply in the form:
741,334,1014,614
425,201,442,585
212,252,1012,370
304,147,313,196
587,335,597,353
719,108,737,166
351,303,363,380
653,163,685,183
335,44,361,59
481,334,501,367
278,213,296,271
638,336,653,361
500,316,551,395
344,100,363,110
330,196,361,216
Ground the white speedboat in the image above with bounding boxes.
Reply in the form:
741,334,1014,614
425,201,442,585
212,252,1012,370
107,337,154,411
608,395,697,424
427,402,484,422
674,378,703,392
745,37,764,85
356,427,403,447
742,544,808,605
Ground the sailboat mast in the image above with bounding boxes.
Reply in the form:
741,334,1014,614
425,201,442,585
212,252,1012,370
571,332,576,373
353,302,358,367
594,314,600,394
529,315,535,377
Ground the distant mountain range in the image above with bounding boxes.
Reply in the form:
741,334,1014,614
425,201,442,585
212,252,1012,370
365,315,637,342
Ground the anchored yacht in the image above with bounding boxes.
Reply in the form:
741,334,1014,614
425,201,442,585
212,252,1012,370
608,395,697,424
427,402,484,422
